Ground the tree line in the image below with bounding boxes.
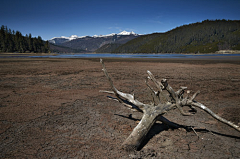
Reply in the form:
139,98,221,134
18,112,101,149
0,25,50,53
96,20,240,53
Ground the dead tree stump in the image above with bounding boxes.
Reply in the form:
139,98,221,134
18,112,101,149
100,59,240,151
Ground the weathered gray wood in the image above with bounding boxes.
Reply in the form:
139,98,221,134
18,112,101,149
100,59,240,151
122,112,158,151
192,101,240,132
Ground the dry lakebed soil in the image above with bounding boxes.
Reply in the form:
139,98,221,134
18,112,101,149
0,57,240,158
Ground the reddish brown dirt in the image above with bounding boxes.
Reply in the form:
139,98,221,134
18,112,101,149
0,58,240,158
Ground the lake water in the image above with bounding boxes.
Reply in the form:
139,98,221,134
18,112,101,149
32,53,240,59
1,53,240,59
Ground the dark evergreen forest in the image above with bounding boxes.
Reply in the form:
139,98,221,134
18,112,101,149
0,25,50,53
96,20,240,53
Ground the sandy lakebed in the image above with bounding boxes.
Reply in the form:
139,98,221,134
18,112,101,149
0,57,240,158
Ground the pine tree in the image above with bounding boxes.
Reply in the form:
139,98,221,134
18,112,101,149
44,41,50,53
0,25,50,53
0,25,6,52
28,33,33,52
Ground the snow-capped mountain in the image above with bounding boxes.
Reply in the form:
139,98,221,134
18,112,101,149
49,35,82,44
93,31,137,38
117,31,136,35
59,35,79,40
49,31,138,44
49,31,140,52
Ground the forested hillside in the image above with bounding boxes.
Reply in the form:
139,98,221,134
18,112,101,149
95,43,122,53
0,25,50,53
97,20,240,53
49,43,89,53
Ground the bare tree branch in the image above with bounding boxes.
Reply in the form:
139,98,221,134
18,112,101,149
100,59,240,151
191,102,240,132
100,59,145,112
145,77,160,105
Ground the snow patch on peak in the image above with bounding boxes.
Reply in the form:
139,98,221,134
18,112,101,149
69,35,78,40
93,33,116,38
59,35,79,40
117,31,136,35
93,31,137,38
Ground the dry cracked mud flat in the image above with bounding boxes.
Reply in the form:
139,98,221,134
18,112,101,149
0,57,240,158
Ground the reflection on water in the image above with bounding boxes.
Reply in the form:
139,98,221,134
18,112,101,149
1,53,240,59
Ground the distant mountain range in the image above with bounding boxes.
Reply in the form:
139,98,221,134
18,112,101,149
97,20,240,53
49,20,240,54
49,31,139,52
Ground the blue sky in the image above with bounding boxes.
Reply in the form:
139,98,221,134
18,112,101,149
1,0,240,40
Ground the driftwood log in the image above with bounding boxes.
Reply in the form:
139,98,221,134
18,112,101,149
100,59,240,151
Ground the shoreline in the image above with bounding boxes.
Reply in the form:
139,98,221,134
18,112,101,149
1,56,240,65
1,51,240,56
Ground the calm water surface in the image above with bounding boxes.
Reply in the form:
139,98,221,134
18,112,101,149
31,53,240,59
1,53,240,59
